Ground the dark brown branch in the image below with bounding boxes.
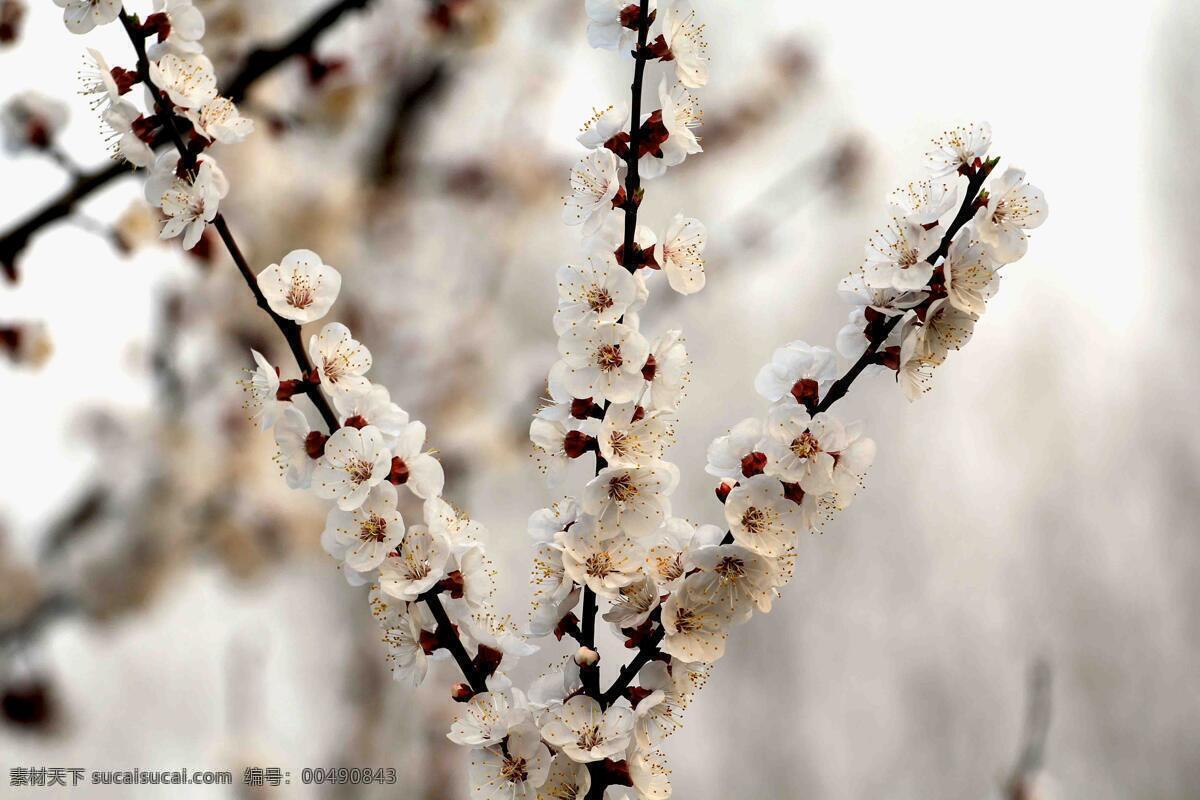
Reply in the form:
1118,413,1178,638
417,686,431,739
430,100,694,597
116,5,492,697
0,0,376,281
816,162,992,412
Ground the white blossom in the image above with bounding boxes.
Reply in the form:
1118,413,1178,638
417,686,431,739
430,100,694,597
554,253,638,335
311,425,391,510
660,584,732,663
379,524,451,601
321,482,404,572
644,330,688,411
563,148,622,234
704,417,765,480
539,695,633,763
149,53,218,110
598,402,673,468
1,91,68,152
753,340,837,406
527,498,582,545
602,573,661,630
897,324,940,401
657,213,706,295
632,660,685,748
974,166,1047,263
560,517,646,598
467,724,552,800
148,0,206,58
643,79,702,180
257,249,341,324
559,322,650,404
863,215,942,292
584,0,649,51
645,518,722,592
538,755,591,800
332,384,409,442
662,0,709,88
381,602,429,686
102,99,155,167
923,122,992,177
158,160,224,249
917,297,978,362
890,176,957,225
448,690,531,747
577,102,629,148
54,0,120,34
582,463,679,538
309,322,372,397
184,96,254,144
389,421,444,499
239,348,285,431
943,228,1000,315
273,406,317,489
724,474,804,556
685,543,777,620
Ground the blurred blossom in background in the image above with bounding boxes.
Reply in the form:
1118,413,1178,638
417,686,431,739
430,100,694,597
0,0,1197,798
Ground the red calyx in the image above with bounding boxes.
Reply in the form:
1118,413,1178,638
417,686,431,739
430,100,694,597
876,346,901,372
570,397,597,420
554,612,581,642
631,405,646,423
388,456,410,485
130,114,160,144
473,644,505,679
304,431,328,460
715,481,734,503
642,34,673,61
641,355,657,381
451,683,475,703
781,481,806,505
790,378,820,414
275,379,304,402
740,451,768,478
419,628,443,655
437,570,466,600
626,686,654,709
342,414,369,430
618,4,642,28
604,131,631,159
615,241,658,271
637,111,670,159
611,186,628,209
563,431,596,459
110,66,140,95
597,759,633,788
143,11,171,43
622,617,658,649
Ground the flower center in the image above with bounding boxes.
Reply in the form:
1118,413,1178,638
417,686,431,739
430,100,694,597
992,200,1008,224
286,273,315,310
607,430,630,459
673,606,700,634
740,506,771,535
586,285,614,313
499,756,528,783
345,458,374,485
790,430,821,460
596,343,623,372
584,551,614,578
656,554,684,583
576,724,604,752
714,556,746,584
359,513,388,543
607,474,638,503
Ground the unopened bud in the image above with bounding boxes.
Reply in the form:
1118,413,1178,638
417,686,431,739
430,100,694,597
715,481,734,503
574,646,600,668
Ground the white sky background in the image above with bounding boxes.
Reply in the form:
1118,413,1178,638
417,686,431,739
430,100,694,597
1,0,1189,798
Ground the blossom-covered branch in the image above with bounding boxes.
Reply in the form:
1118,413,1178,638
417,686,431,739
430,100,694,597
42,2,1047,798
0,0,377,281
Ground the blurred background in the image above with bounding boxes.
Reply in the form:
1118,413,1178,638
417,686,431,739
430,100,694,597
1,0,1196,797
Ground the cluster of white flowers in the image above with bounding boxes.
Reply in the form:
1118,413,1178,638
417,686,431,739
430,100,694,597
68,0,251,246
834,122,1047,400
53,4,1048,799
